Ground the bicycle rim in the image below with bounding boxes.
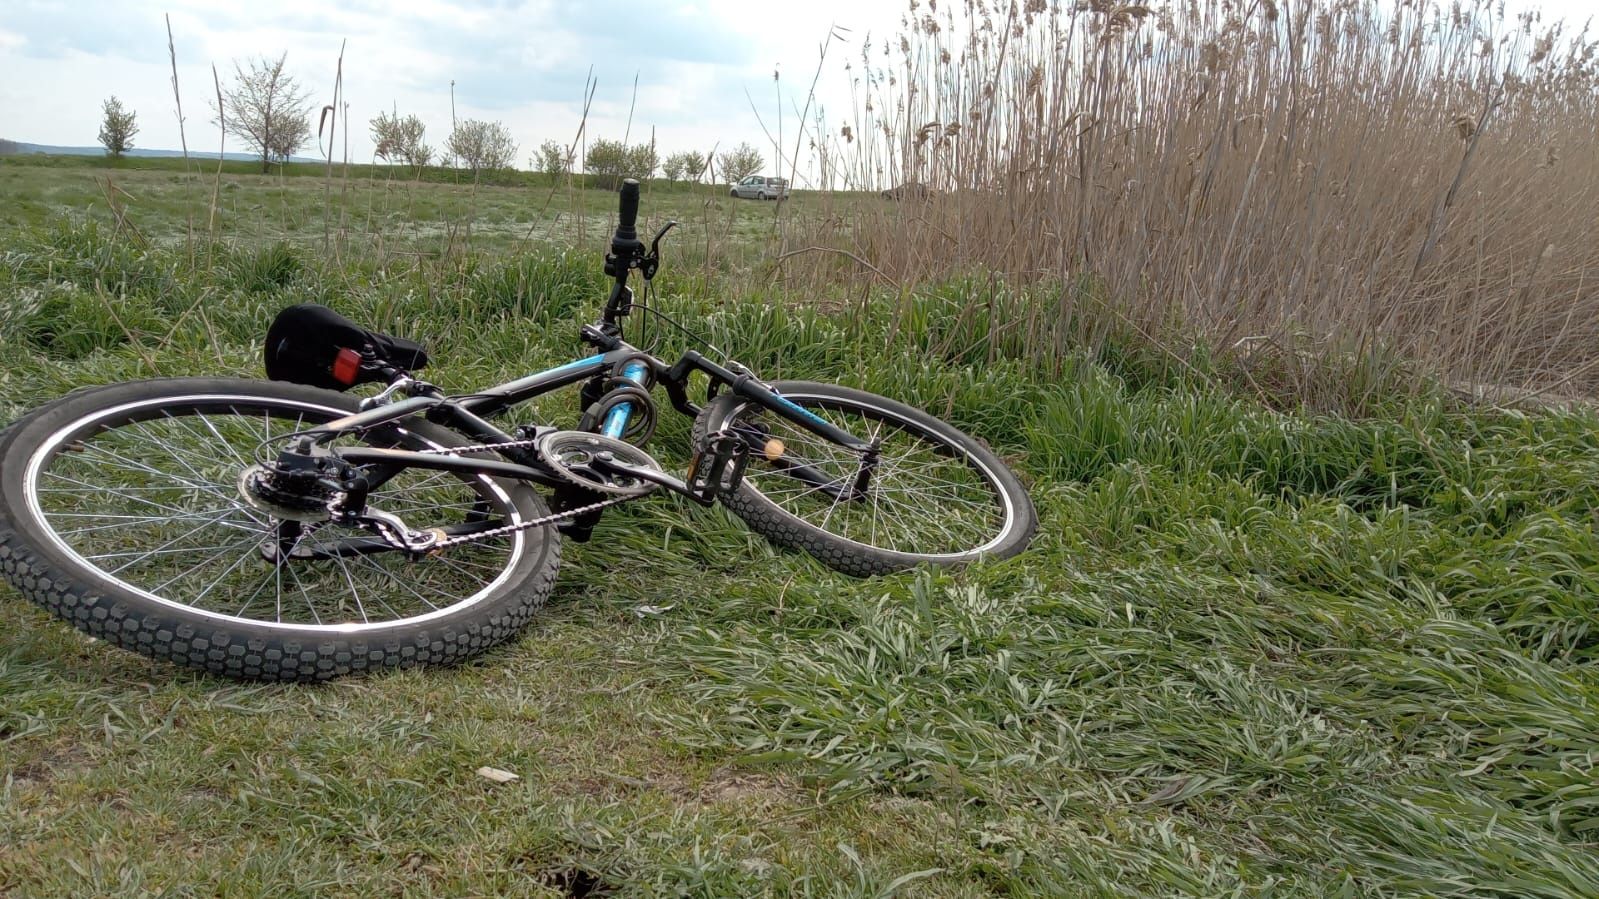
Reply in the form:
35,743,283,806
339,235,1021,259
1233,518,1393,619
723,393,1020,558
20,392,531,632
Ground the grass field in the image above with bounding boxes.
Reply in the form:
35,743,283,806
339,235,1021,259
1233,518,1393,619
0,153,822,266
2,157,1599,897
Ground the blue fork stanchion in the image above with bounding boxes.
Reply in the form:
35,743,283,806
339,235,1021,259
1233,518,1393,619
601,361,651,439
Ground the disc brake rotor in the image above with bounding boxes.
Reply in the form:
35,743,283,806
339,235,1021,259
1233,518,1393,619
237,464,337,521
534,430,661,496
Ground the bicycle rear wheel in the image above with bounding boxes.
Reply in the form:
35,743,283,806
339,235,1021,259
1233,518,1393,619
0,378,560,681
693,381,1036,576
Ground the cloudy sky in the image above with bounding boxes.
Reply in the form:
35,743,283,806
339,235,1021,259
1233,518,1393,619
1,0,1592,178
0,0,902,171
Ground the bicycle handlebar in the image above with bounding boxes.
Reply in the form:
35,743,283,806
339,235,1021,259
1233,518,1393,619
616,178,641,243
604,179,646,284
601,179,646,326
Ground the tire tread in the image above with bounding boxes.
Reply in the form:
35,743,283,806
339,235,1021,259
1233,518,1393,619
693,381,1037,577
0,378,560,681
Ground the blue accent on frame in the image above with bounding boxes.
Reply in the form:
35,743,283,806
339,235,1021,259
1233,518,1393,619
772,393,830,428
548,355,608,375
601,361,650,439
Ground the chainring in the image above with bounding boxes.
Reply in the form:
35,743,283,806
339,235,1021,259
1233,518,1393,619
534,430,662,497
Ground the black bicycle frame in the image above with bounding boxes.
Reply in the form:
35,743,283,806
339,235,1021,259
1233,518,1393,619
292,335,875,516
281,178,877,529
317,342,869,445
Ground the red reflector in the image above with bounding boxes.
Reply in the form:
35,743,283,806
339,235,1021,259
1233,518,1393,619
332,347,363,385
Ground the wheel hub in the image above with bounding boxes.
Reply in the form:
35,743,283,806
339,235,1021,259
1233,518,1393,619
238,464,337,521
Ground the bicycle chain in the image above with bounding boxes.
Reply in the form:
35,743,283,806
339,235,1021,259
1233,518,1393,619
430,494,634,550
371,436,641,549
412,437,543,456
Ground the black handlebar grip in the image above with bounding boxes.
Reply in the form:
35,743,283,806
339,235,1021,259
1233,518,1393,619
616,179,641,242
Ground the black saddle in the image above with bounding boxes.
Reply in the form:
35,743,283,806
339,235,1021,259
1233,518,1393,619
263,304,429,391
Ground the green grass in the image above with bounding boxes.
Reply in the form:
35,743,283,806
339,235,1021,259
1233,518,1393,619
0,153,846,267
2,160,1599,896
0,151,883,196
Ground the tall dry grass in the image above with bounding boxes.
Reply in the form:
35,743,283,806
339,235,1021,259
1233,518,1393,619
795,0,1599,403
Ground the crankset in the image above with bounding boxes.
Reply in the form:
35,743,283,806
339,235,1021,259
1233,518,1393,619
535,430,663,496
536,429,748,507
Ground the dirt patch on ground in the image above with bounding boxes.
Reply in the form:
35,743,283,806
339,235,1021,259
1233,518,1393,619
693,769,804,809
6,742,96,791
545,754,808,812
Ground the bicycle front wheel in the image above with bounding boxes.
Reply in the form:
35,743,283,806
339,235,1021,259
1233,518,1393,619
0,378,560,681
693,381,1036,576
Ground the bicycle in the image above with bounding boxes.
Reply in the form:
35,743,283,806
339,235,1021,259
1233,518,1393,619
0,180,1037,681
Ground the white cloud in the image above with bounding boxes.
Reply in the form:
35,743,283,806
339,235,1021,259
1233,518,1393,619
9,0,1585,179
1,0,904,167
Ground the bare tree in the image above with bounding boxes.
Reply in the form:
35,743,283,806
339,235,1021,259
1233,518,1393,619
718,142,763,183
685,150,707,183
663,150,708,184
446,119,517,174
217,53,312,172
584,138,627,189
662,152,687,183
625,141,658,180
98,96,139,158
584,139,660,189
534,139,571,177
370,109,432,167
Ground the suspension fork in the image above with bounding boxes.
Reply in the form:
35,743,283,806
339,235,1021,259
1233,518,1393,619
666,353,886,502
601,360,651,439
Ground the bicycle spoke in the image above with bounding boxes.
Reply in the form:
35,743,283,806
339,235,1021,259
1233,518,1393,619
26,397,527,631
187,536,275,608
729,398,1008,555
326,549,371,624
99,513,247,575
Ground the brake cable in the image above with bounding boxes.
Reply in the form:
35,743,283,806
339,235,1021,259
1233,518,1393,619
626,230,731,364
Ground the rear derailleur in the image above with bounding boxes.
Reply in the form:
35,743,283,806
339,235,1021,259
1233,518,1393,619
240,428,753,558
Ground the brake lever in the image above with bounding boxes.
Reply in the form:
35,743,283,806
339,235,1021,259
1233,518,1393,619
650,221,679,255
640,220,679,281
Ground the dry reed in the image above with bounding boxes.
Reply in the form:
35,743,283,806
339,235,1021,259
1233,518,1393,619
792,0,1599,402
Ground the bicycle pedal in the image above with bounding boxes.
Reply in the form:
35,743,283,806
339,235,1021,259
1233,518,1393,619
687,432,750,503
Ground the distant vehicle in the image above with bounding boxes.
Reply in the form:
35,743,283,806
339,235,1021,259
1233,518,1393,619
729,175,790,200
881,182,935,201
